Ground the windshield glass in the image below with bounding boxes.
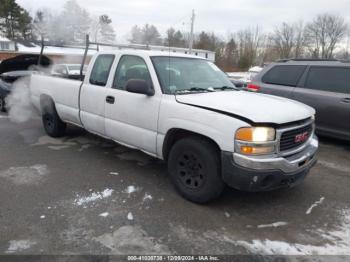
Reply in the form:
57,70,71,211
151,57,235,94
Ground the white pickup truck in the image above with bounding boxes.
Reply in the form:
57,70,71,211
30,50,318,203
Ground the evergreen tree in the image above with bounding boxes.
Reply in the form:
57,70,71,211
98,15,116,44
0,0,32,40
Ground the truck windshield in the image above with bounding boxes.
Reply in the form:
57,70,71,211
151,57,236,94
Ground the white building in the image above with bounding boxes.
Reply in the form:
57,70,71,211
0,36,16,51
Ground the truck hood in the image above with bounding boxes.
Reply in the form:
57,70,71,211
176,91,315,125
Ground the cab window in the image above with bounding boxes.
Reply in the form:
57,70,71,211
113,55,152,90
89,55,115,86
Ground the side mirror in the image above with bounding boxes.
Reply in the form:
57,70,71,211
125,79,155,96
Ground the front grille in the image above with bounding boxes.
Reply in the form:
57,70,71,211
280,124,313,152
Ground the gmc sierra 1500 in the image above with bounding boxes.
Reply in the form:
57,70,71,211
30,50,318,203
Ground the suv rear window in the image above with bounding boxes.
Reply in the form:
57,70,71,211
262,65,306,87
305,67,350,94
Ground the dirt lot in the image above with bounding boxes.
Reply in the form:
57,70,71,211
0,112,349,256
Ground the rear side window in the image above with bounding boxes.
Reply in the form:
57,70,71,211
305,67,350,94
89,55,115,86
262,65,306,87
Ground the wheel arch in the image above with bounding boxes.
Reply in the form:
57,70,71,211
40,94,55,113
162,128,221,161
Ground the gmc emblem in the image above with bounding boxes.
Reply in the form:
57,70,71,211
295,132,309,143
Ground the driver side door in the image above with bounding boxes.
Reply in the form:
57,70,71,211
104,55,161,155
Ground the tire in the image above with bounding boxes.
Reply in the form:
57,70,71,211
0,96,6,112
42,101,66,137
168,136,225,203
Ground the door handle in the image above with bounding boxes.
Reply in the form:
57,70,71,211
341,98,350,104
106,96,115,104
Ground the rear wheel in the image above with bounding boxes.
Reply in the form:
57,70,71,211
168,137,225,203
0,96,6,112
42,102,66,137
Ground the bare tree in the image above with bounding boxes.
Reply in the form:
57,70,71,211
271,22,295,59
305,13,348,59
270,21,306,59
294,21,306,58
236,26,263,69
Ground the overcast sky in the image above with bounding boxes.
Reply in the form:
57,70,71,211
16,0,350,42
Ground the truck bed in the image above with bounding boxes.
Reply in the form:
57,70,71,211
30,74,82,125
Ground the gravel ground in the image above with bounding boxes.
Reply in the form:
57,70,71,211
0,112,349,257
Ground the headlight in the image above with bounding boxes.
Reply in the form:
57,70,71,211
235,127,275,142
235,127,276,155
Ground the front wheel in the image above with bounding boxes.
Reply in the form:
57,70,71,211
168,137,225,203
42,103,66,137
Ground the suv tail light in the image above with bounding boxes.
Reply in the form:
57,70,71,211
247,83,261,92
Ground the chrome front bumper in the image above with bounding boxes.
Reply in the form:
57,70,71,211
233,135,319,174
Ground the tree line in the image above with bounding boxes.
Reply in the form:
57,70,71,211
0,0,116,45
130,14,349,71
1,0,349,70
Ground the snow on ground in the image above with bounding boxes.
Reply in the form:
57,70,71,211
99,212,109,218
318,160,350,175
74,189,114,206
257,222,288,229
78,144,91,152
94,226,170,255
143,193,153,202
127,212,134,221
32,136,77,147
306,197,325,215
110,172,119,176
0,164,49,185
234,209,350,255
117,151,152,166
125,186,139,194
6,240,36,254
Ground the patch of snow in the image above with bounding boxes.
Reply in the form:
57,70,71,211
127,212,134,221
257,222,288,228
0,164,49,185
78,144,91,152
306,197,325,215
110,172,119,176
32,136,76,147
74,188,114,206
234,209,350,255
99,212,109,218
125,185,139,194
94,226,170,255
318,160,350,174
6,240,36,254
117,151,151,166
40,215,46,219
225,212,231,218
143,193,153,202
48,145,70,151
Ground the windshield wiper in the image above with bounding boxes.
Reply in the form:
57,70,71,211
175,87,215,95
213,86,238,91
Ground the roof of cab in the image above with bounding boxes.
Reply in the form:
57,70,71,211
95,49,206,60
